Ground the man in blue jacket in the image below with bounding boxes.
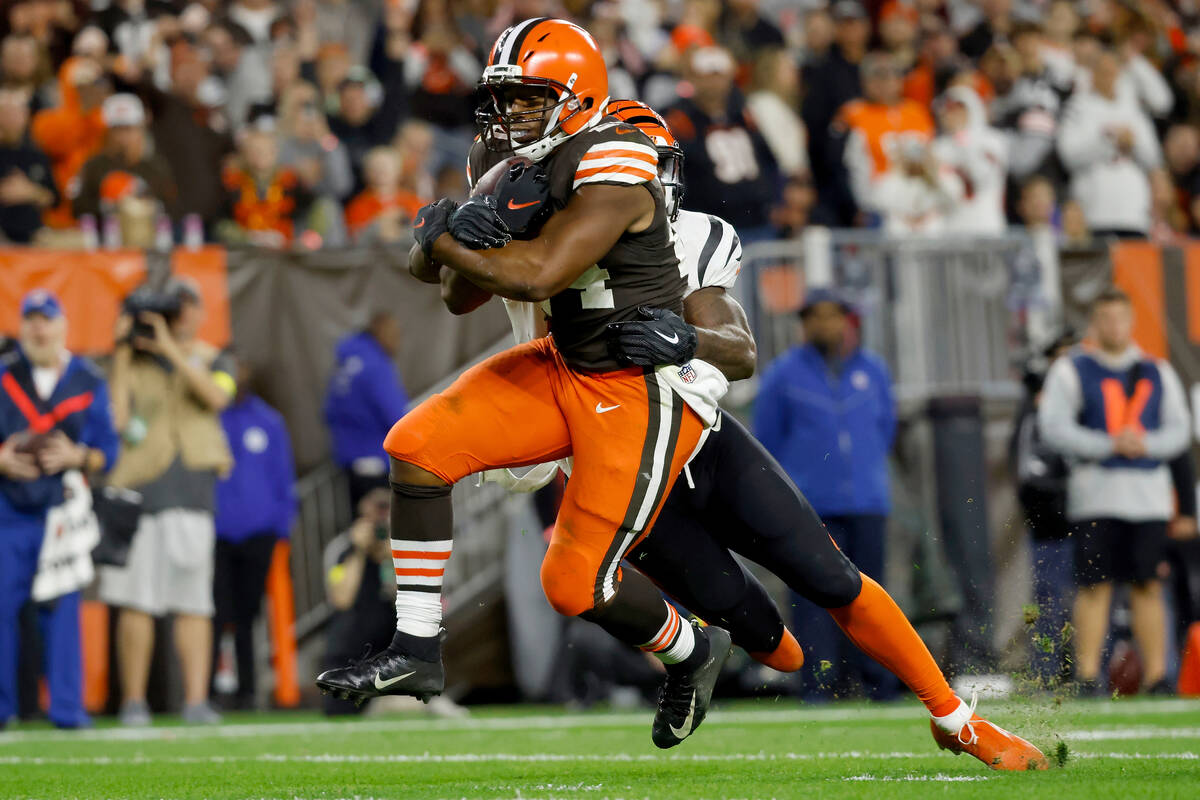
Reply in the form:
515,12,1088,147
0,291,120,728
213,359,297,708
323,312,409,507
753,288,898,701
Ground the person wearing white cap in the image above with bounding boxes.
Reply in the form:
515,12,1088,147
73,92,179,222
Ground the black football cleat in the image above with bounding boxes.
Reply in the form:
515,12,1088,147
315,643,444,706
651,623,732,749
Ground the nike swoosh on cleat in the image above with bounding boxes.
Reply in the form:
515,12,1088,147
507,199,540,210
595,402,620,414
413,218,426,228
654,330,680,344
669,693,697,740
373,670,415,690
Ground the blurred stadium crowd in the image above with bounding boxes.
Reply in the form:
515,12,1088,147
5,0,1200,247
3,0,1200,729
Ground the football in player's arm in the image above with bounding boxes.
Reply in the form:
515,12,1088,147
413,209,755,380
414,182,654,302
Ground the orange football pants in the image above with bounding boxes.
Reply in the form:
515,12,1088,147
384,337,704,617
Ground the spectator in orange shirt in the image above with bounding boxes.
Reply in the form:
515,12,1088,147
218,120,316,248
344,146,423,244
836,51,935,219
30,56,110,228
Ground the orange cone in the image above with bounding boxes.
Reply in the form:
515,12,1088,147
266,540,301,708
1179,622,1200,697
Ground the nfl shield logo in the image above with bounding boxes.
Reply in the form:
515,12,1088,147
678,363,697,384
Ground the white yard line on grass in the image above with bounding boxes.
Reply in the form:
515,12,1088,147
0,751,924,765
1,751,1198,766
1064,727,1200,741
845,774,990,782
1,699,1197,745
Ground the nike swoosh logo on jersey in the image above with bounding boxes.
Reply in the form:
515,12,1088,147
595,402,620,414
655,330,680,345
507,198,540,210
669,692,697,740
374,670,415,690
413,218,426,228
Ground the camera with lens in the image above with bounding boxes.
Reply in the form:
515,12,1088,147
122,283,185,346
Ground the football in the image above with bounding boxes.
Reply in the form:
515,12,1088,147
470,155,534,197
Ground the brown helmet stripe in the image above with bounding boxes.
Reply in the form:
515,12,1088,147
493,17,551,67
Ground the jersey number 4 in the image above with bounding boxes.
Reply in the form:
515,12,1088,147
571,265,614,309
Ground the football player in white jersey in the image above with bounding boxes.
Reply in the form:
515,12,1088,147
599,101,1047,771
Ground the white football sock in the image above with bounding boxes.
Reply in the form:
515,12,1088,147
391,538,450,638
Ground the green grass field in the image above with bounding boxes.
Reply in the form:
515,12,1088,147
2,697,1198,799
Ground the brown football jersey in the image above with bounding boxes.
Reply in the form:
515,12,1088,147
467,119,685,372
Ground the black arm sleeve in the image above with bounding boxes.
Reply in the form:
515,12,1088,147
1171,451,1198,517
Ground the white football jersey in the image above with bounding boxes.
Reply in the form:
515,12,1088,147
673,209,743,297
484,210,743,492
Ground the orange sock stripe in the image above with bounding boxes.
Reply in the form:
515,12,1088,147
391,550,453,560
394,567,445,577
645,607,680,652
648,618,676,652
645,615,671,652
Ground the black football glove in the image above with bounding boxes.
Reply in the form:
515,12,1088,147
606,306,698,367
412,198,458,259
449,195,511,250
494,160,552,238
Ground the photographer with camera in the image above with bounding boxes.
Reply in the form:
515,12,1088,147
0,290,120,729
99,278,234,726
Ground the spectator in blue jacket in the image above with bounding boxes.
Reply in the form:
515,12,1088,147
0,291,120,729
323,312,409,507
753,287,898,701
212,358,296,709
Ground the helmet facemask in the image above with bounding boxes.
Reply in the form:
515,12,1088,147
476,68,590,161
656,144,684,221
